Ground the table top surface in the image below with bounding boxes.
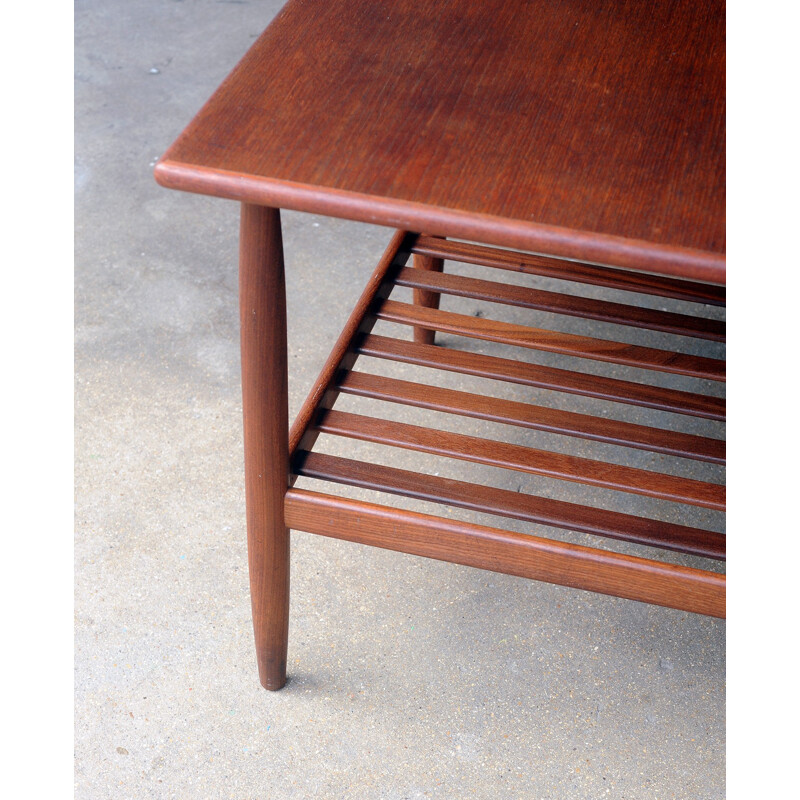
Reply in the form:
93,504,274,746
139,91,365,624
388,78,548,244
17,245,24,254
155,0,725,283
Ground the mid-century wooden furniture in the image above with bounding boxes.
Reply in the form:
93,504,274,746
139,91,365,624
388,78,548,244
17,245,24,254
155,0,725,690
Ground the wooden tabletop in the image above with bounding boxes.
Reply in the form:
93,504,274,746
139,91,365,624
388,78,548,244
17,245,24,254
155,0,725,283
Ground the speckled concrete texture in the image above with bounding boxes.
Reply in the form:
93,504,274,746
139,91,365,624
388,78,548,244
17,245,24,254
75,1,725,797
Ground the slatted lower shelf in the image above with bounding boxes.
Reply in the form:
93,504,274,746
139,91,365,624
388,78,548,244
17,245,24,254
287,231,726,618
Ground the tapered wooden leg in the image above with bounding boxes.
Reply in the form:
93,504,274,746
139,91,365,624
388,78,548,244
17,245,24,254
412,251,444,345
239,203,290,690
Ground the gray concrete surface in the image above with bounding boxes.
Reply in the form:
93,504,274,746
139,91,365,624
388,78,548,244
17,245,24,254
75,1,725,797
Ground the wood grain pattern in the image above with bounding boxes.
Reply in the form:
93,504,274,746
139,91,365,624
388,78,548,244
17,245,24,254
376,300,726,381
292,452,726,560
394,267,725,340
314,410,725,510
358,334,726,419
284,489,726,617
287,230,411,461
410,236,726,305
337,371,725,463
239,204,290,690
155,0,727,685
155,0,725,281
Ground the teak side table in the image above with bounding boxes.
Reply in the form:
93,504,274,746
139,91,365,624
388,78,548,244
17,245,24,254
155,0,725,690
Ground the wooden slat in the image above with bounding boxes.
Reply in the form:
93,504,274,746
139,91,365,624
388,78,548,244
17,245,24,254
293,452,726,560
338,371,725,463
410,236,726,306
315,410,726,510
287,230,413,459
395,266,725,341
358,335,725,420
284,489,726,618
376,300,726,381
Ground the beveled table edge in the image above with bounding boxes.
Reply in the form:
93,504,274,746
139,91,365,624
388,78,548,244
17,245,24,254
155,158,726,286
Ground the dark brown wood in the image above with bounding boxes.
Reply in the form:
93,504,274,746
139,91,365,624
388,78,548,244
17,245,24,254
239,203,290,691
293,452,726,560
411,252,444,345
376,301,726,381
284,489,726,618
155,0,725,282
156,0,726,688
358,334,726,419
395,267,725,341
287,230,412,461
338,371,725,463
410,236,726,306
314,410,725,510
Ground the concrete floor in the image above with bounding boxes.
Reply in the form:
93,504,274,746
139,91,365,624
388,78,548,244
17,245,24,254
75,1,725,797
